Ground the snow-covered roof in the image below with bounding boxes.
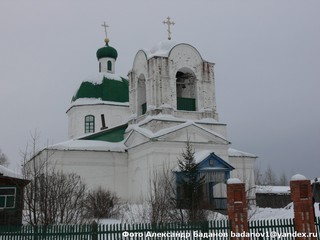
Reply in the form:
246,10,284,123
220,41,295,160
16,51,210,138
48,139,127,152
126,114,228,142
0,165,23,179
143,40,178,59
82,72,124,84
228,148,257,158
256,185,290,195
70,98,129,108
194,151,212,164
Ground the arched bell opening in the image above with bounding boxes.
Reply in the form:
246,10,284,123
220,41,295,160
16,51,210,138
176,68,197,111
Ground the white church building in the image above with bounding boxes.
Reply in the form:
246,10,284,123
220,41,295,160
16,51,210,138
32,32,257,210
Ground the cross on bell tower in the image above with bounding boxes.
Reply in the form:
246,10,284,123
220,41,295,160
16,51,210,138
163,17,175,40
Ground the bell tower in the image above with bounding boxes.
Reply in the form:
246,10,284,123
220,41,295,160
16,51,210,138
128,41,218,123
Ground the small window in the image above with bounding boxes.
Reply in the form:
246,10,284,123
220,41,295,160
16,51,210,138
0,187,16,209
85,115,95,133
107,61,112,71
209,159,214,166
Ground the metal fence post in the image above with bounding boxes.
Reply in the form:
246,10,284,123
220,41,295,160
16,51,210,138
91,221,98,240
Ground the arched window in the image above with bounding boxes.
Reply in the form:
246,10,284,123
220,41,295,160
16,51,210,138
137,74,147,115
85,115,95,133
107,60,112,71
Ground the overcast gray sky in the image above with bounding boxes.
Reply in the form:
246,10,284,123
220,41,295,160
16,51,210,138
1,0,319,180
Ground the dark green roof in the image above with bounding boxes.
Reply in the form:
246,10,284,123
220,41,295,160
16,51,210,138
72,76,129,103
81,124,128,142
96,43,118,60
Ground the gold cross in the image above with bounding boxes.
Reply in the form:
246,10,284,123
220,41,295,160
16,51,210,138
101,21,109,38
163,17,175,40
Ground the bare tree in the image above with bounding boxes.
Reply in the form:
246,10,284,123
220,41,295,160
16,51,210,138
278,172,289,186
263,165,278,186
254,166,263,185
84,187,120,221
22,132,87,225
0,148,9,167
148,166,185,224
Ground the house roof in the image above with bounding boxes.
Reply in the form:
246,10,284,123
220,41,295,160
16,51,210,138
174,151,234,172
256,185,290,195
0,165,22,179
0,165,29,185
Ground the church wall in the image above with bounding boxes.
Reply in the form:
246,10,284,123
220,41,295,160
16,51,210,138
34,149,129,201
67,104,130,139
129,51,148,116
229,156,256,200
195,122,227,139
126,140,230,202
127,141,181,202
99,58,116,74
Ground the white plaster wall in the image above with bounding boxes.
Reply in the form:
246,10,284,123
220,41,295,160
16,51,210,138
129,50,148,116
127,140,230,202
35,149,129,201
99,57,116,73
67,104,130,139
229,156,256,199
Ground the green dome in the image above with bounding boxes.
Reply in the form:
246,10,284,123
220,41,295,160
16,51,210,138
96,43,118,60
72,74,129,103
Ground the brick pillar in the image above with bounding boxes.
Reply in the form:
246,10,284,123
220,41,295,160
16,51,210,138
227,178,249,240
290,174,317,240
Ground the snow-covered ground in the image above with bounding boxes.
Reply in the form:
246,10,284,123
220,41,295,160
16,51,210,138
250,202,320,221
98,202,320,225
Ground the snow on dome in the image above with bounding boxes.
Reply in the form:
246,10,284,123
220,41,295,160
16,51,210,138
144,40,178,59
227,178,242,184
228,148,257,158
291,174,307,181
0,165,23,179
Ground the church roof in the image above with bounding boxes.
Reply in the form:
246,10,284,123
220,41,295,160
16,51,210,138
143,40,177,59
81,123,128,142
126,117,229,143
49,139,126,152
72,73,129,103
139,40,205,61
228,148,257,158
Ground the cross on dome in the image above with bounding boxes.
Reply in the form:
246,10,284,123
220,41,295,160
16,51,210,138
163,17,175,40
101,21,109,38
